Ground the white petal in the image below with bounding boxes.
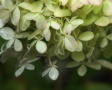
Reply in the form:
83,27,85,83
64,35,78,52
36,15,47,29
0,27,15,40
36,41,47,54
25,64,35,70
88,0,102,6
12,7,20,25
49,67,59,80
42,67,51,77
6,38,14,48
50,20,60,30
45,30,51,41
0,19,5,28
1,0,14,10
80,0,89,5
14,39,23,52
60,0,68,6
15,66,25,77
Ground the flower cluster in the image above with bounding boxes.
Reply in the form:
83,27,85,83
0,0,112,80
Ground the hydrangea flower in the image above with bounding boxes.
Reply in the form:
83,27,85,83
0,0,112,81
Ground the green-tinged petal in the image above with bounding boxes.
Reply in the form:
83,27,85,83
72,52,85,62
82,14,98,26
50,20,60,30
70,1,83,12
1,0,14,10
100,38,108,48
60,0,68,6
75,40,83,52
107,34,112,40
66,61,81,68
14,39,23,52
78,31,94,41
95,16,110,26
42,67,51,77
19,2,33,11
20,17,30,31
85,61,101,70
15,66,25,77
80,0,89,5
31,1,43,12
64,35,78,52
88,0,102,6
6,38,14,48
44,29,51,41
36,41,47,54
36,15,47,29
16,32,29,39
77,65,87,76
97,59,112,69
42,7,54,16
24,13,39,20
28,29,41,40
103,0,112,16
12,7,20,25
25,64,35,70
0,27,15,40
49,67,59,80
54,7,71,17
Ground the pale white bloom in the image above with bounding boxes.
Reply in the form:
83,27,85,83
42,60,59,80
0,27,29,52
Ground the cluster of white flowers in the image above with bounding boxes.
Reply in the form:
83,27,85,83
0,0,112,81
